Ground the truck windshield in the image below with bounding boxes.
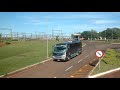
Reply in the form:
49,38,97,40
54,46,67,52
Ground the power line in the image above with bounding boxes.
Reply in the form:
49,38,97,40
0,28,13,39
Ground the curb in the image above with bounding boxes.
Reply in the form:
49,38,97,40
111,43,120,44
0,58,52,78
88,68,120,78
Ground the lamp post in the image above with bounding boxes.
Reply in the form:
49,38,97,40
105,30,106,40
91,30,92,41
46,19,49,59
112,29,113,41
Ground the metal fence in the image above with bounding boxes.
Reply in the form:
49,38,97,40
0,32,71,41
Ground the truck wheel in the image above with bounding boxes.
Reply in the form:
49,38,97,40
78,51,82,55
66,56,70,60
53,59,57,61
64,56,70,61
76,52,79,56
62,59,67,62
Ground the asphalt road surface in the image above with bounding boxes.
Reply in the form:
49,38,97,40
4,40,118,78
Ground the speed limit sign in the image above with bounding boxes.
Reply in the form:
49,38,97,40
96,50,104,58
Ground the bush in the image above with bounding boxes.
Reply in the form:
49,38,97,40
11,39,18,41
0,40,4,42
5,41,11,45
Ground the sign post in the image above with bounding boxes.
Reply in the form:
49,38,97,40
96,50,104,70
99,58,101,70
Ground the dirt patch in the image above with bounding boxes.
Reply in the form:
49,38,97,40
89,60,99,66
0,43,6,47
0,42,18,47
70,63,95,78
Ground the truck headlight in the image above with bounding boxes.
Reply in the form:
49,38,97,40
62,52,66,57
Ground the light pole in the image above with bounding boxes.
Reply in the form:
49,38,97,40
112,29,113,41
10,29,12,39
91,30,92,41
105,30,106,40
46,19,49,59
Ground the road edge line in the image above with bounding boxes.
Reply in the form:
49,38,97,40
88,68,120,78
82,44,86,47
0,58,52,78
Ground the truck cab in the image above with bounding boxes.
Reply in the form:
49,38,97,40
52,40,82,62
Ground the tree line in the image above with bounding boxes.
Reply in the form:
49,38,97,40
79,27,120,40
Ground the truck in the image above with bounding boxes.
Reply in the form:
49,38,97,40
52,40,82,61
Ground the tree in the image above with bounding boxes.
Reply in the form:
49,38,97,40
56,35,59,41
81,31,91,39
101,28,120,39
80,27,120,40
81,30,98,40
0,33,2,39
91,30,99,39
112,28,120,39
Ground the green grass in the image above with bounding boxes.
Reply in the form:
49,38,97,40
91,49,120,75
0,40,63,75
89,39,120,44
107,39,120,43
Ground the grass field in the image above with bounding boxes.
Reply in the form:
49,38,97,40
0,40,63,75
91,49,120,75
89,39,120,43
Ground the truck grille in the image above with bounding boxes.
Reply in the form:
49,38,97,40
53,52,64,56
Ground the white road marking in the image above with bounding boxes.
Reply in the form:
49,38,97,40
85,55,89,58
82,44,86,47
90,59,96,63
65,66,73,71
70,76,74,77
88,68,120,78
78,59,83,63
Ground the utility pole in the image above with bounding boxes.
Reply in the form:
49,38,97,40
104,30,106,40
10,29,12,39
0,28,13,39
112,29,113,41
91,30,92,41
17,32,19,40
52,29,54,39
46,19,49,59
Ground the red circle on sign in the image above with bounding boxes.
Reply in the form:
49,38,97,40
96,50,104,58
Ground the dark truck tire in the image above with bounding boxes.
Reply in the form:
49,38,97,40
66,56,70,61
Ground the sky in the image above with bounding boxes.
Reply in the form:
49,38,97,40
0,12,120,36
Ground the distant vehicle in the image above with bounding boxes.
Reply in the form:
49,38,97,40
52,40,82,61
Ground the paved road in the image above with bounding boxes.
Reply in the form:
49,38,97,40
4,41,113,78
